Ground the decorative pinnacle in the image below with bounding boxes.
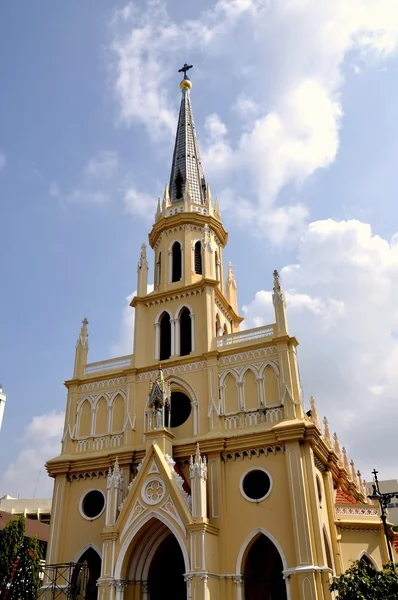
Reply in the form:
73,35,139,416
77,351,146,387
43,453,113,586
323,416,331,445
189,443,207,479
333,432,341,457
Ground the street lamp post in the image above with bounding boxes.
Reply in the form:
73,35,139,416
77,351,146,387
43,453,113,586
367,468,398,564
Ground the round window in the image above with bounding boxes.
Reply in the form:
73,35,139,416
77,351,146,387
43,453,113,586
240,469,272,502
81,490,105,520
166,391,191,428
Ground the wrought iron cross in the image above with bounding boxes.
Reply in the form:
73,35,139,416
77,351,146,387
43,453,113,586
178,63,193,78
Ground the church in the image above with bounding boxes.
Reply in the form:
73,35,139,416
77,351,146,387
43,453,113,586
44,67,391,600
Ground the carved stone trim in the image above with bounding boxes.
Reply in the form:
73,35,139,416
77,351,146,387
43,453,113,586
314,455,327,473
153,225,222,251
335,506,378,516
221,445,285,462
79,377,127,391
68,469,108,482
219,347,277,365
144,288,203,308
137,361,206,382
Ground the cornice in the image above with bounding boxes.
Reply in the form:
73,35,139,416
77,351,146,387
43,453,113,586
46,450,136,478
273,420,307,442
130,278,213,308
187,521,219,536
148,213,228,248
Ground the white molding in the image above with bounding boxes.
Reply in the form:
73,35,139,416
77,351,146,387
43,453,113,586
71,542,102,563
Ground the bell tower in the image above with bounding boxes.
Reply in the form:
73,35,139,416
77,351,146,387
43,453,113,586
132,67,243,369
45,64,390,600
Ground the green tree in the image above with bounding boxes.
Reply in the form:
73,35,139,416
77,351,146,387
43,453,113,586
330,559,398,600
0,515,43,599
0,515,25,584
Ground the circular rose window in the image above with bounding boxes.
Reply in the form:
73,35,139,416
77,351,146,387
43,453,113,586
80,490,106,520
142,477,166,506
240,468,272,502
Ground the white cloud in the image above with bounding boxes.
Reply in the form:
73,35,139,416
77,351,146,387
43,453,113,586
110,291,135,357
0,412,64,498
110,0,398,243
84,150,119,179
49,183,108,205
124,187,155,218
111,284,154,357
242,218,398,479
0,152,6,171
49,150,121,206
205,114,227,140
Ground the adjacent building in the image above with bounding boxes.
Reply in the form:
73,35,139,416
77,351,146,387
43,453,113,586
0,495,51,525
0,384,6,433
43,70,391,600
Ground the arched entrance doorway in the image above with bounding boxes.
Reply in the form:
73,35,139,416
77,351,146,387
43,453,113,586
244,534,287,600
125,517,187,599
147,534,186,599
71,547,101,600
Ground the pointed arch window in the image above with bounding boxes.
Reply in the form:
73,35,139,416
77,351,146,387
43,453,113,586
172,242,182,282
179,307,192,356
156,252,162,287
159,312,171,361
194,241,202,275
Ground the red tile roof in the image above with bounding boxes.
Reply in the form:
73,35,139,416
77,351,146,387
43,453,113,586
336,489,359,505
0,511,49,542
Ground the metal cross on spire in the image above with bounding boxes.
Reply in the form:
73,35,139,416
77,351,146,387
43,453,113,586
178,63,193,79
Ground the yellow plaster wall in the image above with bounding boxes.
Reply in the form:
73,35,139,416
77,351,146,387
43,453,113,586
57,478,107,562
339,529,385,569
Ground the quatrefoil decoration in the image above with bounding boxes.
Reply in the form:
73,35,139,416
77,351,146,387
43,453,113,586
142,478,166,505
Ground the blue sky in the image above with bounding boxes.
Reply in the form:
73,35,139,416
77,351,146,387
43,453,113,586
1,0,398,498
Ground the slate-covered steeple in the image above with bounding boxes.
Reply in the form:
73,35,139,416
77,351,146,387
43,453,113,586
169,65,207,205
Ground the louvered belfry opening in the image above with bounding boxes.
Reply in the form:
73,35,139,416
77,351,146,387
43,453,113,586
156,252,162,286
175,170,183,200
159,312,171,361
194,240,202,274
179,307,192,356
172,242,182,282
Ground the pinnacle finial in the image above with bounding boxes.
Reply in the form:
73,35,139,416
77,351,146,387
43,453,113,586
179,63,193,91
273,269,281,291
77,317,89,347
178,63,193,79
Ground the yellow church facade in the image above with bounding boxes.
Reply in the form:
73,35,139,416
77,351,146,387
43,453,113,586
44,71,390,600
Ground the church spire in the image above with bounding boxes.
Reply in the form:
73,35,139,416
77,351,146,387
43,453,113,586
168,64,207,205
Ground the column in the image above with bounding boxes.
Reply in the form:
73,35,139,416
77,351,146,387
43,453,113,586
154,322,160,360
171,319,176,356
190,313,195,352
175,318,181,355
115,581,127,600
233,576,243,600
